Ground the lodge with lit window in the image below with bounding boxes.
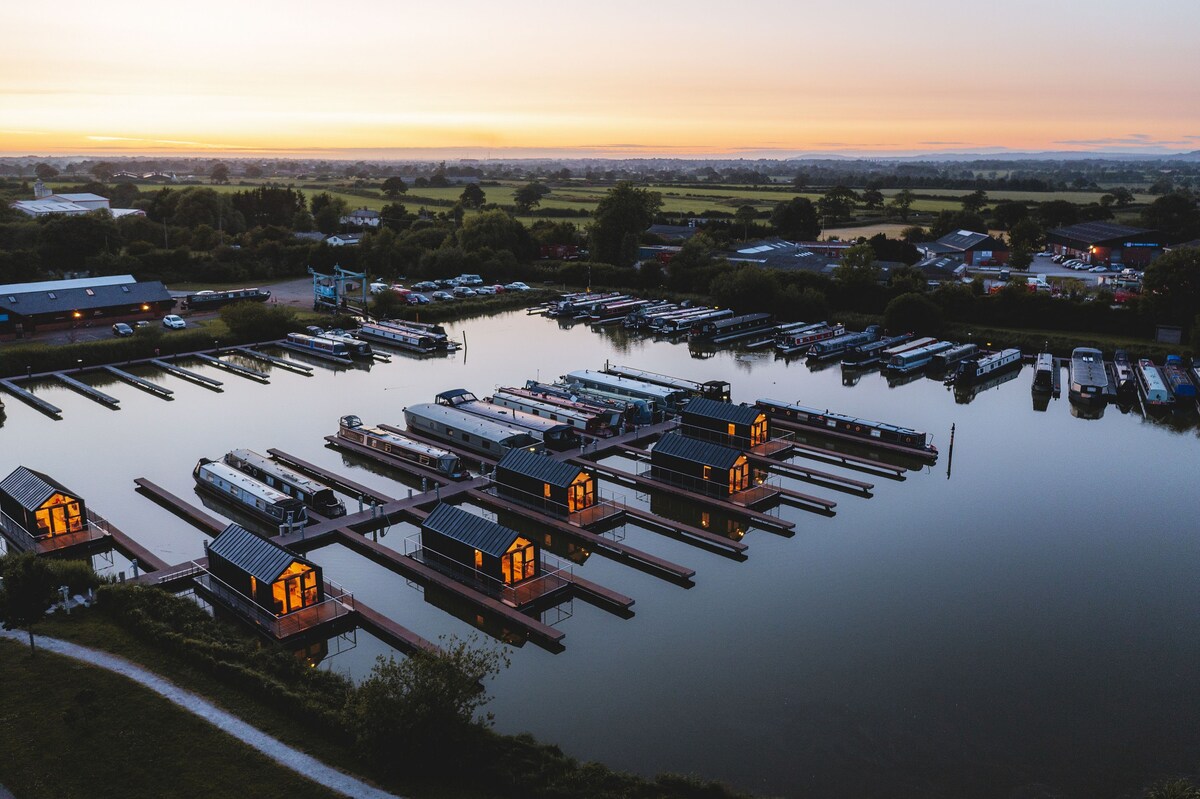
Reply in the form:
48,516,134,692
680,397,770,450
420,503,540,588
0,275,175,337
0,466,88,547
650,431,751,497
204,523,324,617
494,448,597,516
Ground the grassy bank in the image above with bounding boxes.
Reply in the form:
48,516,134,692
0,638,342,799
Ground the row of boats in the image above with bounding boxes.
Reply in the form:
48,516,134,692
279,319,461,362
1058,348,1200,410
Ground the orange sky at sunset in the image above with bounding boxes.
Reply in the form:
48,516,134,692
2,0,1198,158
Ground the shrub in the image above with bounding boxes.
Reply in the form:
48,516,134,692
885,292,944,335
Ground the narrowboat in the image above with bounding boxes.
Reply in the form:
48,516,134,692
546,292,626,318
182,287,270,311
948,348,1021,386
564,369,689,412
337,415,465,478
1162,355,1197,400
656,308,732,335
403,403,543,458
379,320,459,351
689,312,775,345
879,336,936,360
755,399,936,455
1068,347,1108,406
490,389,612,437
223,449,346,517
506,384,625,430
588,298,652,324
885,341,955,373
284,332,350,358
775,323,846,355
602,364,731,402
356,321,439,353
435,389,579,451
1031,353,1055,394
650,432,751,498
315,330,373,358
523,380,648,426
193,459,308,527
1112,350,1136,393
841,333,914,368
807,326,881,360
928,343,979,373
1135,359,1174,406
623,303,680,329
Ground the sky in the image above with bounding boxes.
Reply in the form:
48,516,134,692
2,0,1199,159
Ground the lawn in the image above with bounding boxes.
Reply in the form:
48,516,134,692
0,636,343,799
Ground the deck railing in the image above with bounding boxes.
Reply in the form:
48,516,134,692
636,460,778,502
0,508,109,554
193,565,354,639
678,423,795,455
403,534,572,607
477,472,626,526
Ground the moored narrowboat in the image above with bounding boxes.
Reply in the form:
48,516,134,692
1068,347,1108,406
755,398,936,455
356,321,439,353
1162,355,1196,400
948,348,1022,386
338,415,465,477
807,326,881,360
285,332,350,358
689,312,775,344
403,403,542,458
841,333,914,368
1135,359,1173,406
885,341,955,373
1031,353,1055,394
435,389,580,451
223,449,345,517
193,458,308,527
775,323,846,355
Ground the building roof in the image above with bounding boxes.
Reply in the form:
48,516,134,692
48,193,109,204
0,278,172,317
1048,221,1157,246
727,238,837,274
0,275,136,295
932,230,1007,252
0,466,80,511
293,232,327,242
914,255,968,280
345,208,380,218
646,224,698,242
682,397,762,427
422,503,522,558
496,448,585,488
11,199,92,215
207,523,310,583
651,431,744,470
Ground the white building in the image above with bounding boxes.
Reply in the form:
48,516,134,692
11,180,143,219
340,208,381,228
325,233,363,247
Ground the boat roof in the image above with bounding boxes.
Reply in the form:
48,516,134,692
566,370,683,400
1071,348,1108,386
208,523,313,582
199,461,296,504
226,449,329,493
422,503,523,558
405,403,538,441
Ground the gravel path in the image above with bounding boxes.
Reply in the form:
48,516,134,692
0,630,401,799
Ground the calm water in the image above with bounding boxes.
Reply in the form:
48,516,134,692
3,311,1198,798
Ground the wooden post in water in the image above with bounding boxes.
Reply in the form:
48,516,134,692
946,423,956,480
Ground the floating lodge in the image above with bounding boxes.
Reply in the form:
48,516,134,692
0,465,88,551
494,447,597,517
338,415,466,478
650,432,751,497
205,522,324,617
680,397,770,450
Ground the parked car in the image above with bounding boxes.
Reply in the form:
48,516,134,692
438,278,458,288
413,281,439,291
162,314,186,329
457,274,484,286
489,284,506,293
474,286,497,295
1052,254,1064,263
305,325,325,336
1089,265,1107,273
430,291,455,301
135,320,150,329
1037,251,1054,257
112,322,134,337
452,286,477,298
369,281,390,294
406,293,431,305
505,281,532,291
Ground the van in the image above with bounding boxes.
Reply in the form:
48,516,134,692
458,274,483,286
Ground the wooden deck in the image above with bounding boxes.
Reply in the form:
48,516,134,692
194,353,270,381
53,373,120,408
0,379,62,417
133,478,226,535
151,359,224,389
102,366,174,399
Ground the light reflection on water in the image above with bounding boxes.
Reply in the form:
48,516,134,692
2,309,1199,798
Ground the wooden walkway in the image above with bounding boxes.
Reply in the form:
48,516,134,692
194,353,270,381
233,347,313,375
747,454,874,494
53,373,120,408
102,366,174,399
351,601,439,655
151,359,224,389
267,448,396,504
0,378,62,417
133,478,227,535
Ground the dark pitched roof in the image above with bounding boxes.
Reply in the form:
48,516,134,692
914,255,967,279
651,431,744,470
0,280,172,317
207,523,309,583
646,224,697,241
422,503,522,558
682,397,762,427
1048,221,1156,245
933,230,1008,252
0,466,80,511
496,448,586,488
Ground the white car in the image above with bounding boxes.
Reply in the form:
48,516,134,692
162,314,186,329
505,281,532,291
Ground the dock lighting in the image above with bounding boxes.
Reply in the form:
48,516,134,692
141,304,150,311
72,311,82,318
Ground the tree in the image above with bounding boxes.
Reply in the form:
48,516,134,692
884,292,943,335
734,205,757,240
513,182,548,214
770,197,821,240
1036,200,1078,230
961,189,989,214
210,163,230,184
0,552,58,654
458,209,530,257
930,210,987,238
219,302,298,339
379,202,411,232
1109,187,1135,208
886,189,916,222
590,182,662,266
1009,244,1033,272
1142,245,1200,325
790,173,808,191
833,242,881,287
381,177,408,198
1008,218,1044,252
818,186,859,225
860,188,885,212
900,224,930,243
991,200,1029,230
34,163,59,180
1141,193,1200,242
244,165,264,178
458,183,485,210
344,637,508,774
311,192,348,235
90,162,117,182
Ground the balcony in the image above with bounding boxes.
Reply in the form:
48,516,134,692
193,566,355,640
404,534,572,609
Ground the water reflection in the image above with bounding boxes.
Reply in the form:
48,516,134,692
952,366,1023,404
